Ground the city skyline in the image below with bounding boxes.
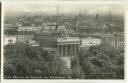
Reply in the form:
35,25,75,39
3,0,125,80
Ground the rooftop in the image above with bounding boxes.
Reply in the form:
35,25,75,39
57,37,80,43
18,26,38,31
4,35,16,38
81,37,101,40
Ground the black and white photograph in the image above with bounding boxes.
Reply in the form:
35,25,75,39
3,1,125,79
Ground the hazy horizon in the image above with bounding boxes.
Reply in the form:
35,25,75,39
4,1,124,17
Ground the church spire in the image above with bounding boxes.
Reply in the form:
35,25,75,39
56,4,60,25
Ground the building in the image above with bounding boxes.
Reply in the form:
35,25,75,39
18,26,37,32
41,23,67,33
41,22,57,32
34,32,60,48
42,25,57,32
90,33,116,47
57,37,80,68
4,36,16,45
57,37,80,57
4,24,18,35
80,37,101,48
92,32,125,48
42,22,57,26
26,40,39,47
116,32,124,48
18,26,42,33
16,26,37,43
57,25,66,32
100,33,116,47
16,31,35,43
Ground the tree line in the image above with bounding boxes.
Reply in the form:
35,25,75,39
4,43,124,79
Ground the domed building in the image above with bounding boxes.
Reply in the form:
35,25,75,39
42,25,57,32
57,25,66,32
42,22,57,32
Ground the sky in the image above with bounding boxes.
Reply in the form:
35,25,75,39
4,1,125,16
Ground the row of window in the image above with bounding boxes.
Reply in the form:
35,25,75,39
82,41,101,45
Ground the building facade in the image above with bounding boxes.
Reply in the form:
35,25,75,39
16,26,37,43
80,37,101,48
16,31,35,43
99,32,124,48
4,24,18,35
4,36,16,45
57,37,80,57
116,32,124,48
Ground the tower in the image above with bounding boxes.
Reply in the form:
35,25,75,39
56,4,60,25
75,16,78,31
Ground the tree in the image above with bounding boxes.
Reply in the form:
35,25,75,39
4,43,68,79
78,44,124,79
116,51,124,79
4,61,16,78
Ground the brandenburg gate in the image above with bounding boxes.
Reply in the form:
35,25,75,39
57,37,80,57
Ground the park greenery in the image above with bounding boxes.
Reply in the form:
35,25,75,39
78,44,124,79
4,43,124,79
